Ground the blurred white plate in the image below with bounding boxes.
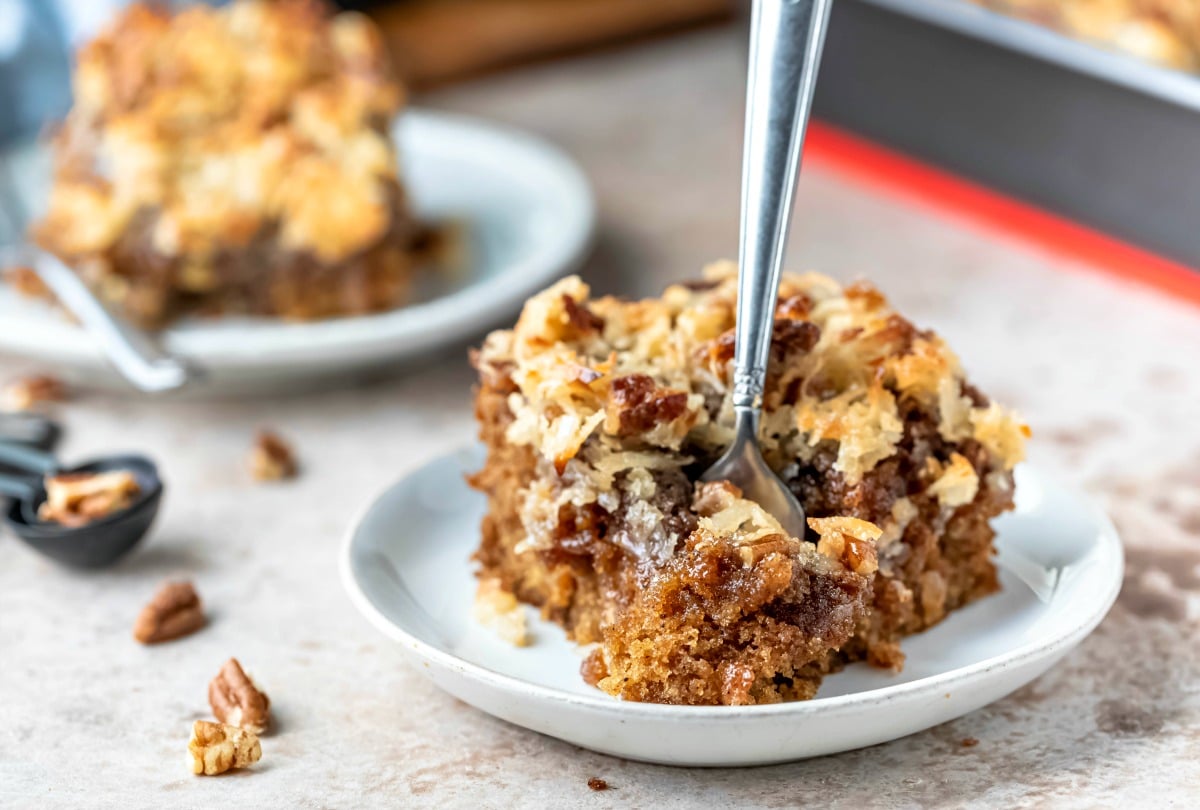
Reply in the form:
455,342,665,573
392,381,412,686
0,110,594,394
342,447,1123,767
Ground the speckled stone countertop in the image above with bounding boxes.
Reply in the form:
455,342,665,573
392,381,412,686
2,27,1198,810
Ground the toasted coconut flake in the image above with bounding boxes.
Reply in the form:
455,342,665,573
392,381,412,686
927,452,980,508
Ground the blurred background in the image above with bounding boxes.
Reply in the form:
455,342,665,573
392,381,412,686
4,0,1199,268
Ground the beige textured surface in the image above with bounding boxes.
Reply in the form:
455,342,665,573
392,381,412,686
2,26,1199,809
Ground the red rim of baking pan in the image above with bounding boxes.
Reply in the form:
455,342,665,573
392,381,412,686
805,120,1200,309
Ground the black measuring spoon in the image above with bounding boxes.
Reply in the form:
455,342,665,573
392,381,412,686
0,441,163,568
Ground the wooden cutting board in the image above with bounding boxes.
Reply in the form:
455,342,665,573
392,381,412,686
368,0,734,88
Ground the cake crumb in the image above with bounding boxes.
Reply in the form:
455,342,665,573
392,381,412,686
1,374,67,412
587,777,610,791
473,578,529,646
248,431,298,481
961,736,979,748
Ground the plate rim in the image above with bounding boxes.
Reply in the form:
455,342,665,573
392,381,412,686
0,108,596,370
340,447,1125,720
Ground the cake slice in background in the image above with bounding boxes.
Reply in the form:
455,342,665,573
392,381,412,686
30,0,419,328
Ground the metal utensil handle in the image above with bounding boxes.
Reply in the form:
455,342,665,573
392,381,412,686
0,471,38,502
30,252,193,393
733,0,833,412
0,440,58,474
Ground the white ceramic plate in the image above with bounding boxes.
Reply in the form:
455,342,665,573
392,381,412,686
342,447,1124,767
0,110,594,394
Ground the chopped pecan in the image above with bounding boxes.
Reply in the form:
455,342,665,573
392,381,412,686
209,658,271,734
188,720,261,776
808,516,882,576
133,581,205,644
604,374,689,436
38,469,141,527
561,293,604,335
769,319,821,365
707,319,820,375
737,535,801,568
1,374,67,412
248,430,297,481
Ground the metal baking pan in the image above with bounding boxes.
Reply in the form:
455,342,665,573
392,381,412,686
814,0,1200,268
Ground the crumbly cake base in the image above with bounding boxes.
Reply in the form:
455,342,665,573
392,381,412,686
470,380,1013,704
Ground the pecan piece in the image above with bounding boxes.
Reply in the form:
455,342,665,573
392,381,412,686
248,430,297,481
604,374,689,436
38,469,140,527
561,293,604,335
209,658,271,734
1,374,67,412
133,581,205,644
188,720,261,776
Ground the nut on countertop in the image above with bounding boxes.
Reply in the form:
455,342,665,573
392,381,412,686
133,581,205,644
188,720,261,776
209,658,271,734
1,375,66,412
248,430,298,481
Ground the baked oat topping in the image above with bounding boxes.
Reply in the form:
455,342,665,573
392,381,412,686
479,263,1027,493
41,0,401,262
133,580,205,644
31,0,419,327
38,469,141,527
188,720,261,776
209,658,271,734
1,375,68,412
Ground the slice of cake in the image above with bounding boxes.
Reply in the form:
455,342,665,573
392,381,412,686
470,263,1028,705
31,0,418,327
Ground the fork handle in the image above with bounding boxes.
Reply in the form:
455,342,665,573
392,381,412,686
732,0,833,412
29,249,194,393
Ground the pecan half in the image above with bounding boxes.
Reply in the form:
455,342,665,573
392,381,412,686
248,430,297,481
133,581,205,644
188,720,261,776
209,658,271,734
1,375,66,412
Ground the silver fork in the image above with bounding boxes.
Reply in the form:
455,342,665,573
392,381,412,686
700,0,833,539
0,158,195,393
